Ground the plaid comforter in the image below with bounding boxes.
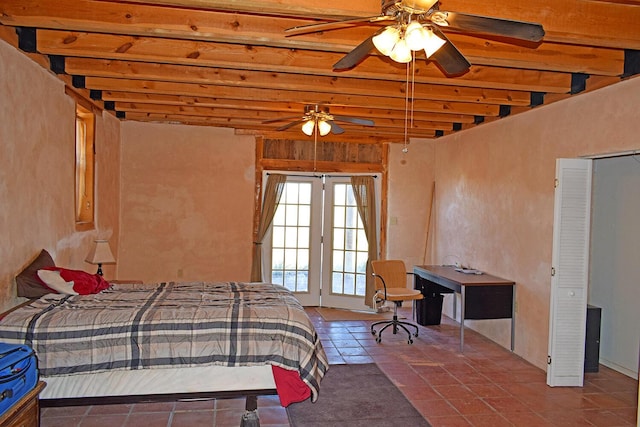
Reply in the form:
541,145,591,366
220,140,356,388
0,282,328,400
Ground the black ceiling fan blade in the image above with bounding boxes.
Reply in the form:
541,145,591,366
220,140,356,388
333,115,375,126
438,11,545,42
429,28,471,76
262,115,302,124
285,15,393,36
275,119,307,131
329,121,345,134
333,35,376,70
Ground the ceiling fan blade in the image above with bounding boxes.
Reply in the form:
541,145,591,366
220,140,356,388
333,115,375,126
329,121,345,134
276,119,307,131
429,28,471,76
285,15,393,36
438,11,545,42
262,115,302,124
333,35,376,70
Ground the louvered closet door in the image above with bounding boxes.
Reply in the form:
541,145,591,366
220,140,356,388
547,158,593,387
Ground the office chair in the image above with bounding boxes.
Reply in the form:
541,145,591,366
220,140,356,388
370,260,424,344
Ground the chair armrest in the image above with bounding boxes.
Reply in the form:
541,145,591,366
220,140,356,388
371,272,388,299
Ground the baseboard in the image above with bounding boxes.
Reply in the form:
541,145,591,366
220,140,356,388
599,358,638,379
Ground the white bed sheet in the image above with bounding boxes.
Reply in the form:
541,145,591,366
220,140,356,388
40,365,276,399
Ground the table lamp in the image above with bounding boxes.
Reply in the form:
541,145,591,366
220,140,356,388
85,239,116,276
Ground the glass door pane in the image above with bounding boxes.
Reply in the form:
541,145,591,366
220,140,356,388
271,182,311,292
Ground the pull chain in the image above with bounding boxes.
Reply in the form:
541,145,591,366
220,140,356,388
403,61,410,154
313,119,318,172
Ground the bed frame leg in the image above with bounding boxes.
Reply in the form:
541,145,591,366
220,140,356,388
240,395,260,427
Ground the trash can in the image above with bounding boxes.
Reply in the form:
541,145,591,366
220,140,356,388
416,292,444,326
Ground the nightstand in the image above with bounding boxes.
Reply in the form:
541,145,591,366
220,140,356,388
0,381,46,427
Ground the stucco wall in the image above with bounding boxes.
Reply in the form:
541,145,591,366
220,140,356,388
429,77,640,369
117,122,256,284
0,39,121,312
386,140,436,265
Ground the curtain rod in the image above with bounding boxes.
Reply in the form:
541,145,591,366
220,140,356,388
266,173,377,179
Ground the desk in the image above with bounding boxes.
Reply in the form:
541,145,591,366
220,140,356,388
413,265,515,352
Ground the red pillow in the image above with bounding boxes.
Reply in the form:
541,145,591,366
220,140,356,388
43,267,110,295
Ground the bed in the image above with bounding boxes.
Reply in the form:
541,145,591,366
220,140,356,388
1,250,329,425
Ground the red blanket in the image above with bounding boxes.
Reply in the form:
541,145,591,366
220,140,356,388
272,366,311,406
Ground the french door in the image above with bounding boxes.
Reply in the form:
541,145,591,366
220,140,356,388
264,173,379,309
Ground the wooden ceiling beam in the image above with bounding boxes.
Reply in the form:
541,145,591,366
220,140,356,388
63,58,533,106
1,0,625,76
122,111,438,138
103,0,381,20
36,30,573,93
85,76,502,116
101,91,478,123
96,0,640,49
113,102,455,131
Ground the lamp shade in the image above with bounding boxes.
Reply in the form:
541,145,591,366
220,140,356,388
405,21,427,51
85,240,116,265
389,38,412,63
423,27,446,58
318,120,332,136
372,26,400,56
301,120,315,136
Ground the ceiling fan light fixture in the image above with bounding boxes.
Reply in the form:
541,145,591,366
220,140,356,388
372,26,400,56
389,38,412,63
301,119,315,136
318,120,332,136
423,27,446,57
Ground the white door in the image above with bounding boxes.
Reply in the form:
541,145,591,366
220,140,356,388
265,176,322,306
264,174,379,309
547,158,593,387
320,177,372,310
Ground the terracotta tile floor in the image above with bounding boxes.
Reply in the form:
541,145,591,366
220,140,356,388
41,308,638,427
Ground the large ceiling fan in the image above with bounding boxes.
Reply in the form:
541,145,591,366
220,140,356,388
264,104,375,136
285,0,545,76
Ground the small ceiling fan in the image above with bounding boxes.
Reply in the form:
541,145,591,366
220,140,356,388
264,104,375,136
285,0,545,76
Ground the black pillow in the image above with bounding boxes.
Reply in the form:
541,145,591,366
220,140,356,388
15,249,56,298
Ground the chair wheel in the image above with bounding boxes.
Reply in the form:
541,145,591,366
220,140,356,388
414,332,419,337
376,337,382,343
408,339,413,344
371,329,377,336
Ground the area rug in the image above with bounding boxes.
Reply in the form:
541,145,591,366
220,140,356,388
315,307,394,321
287,363,431,427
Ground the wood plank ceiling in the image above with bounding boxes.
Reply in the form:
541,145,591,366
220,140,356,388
1,0,639,142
